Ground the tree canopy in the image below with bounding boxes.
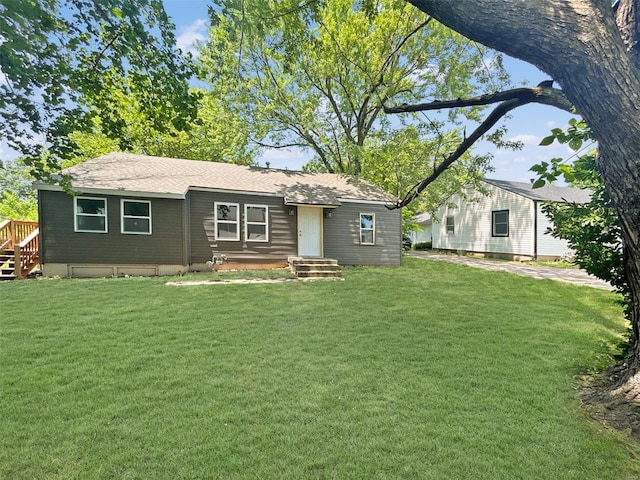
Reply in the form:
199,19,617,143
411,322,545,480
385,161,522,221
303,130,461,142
65,85,257,167
0,159,38,221
0,0,198,172
200,0,509,212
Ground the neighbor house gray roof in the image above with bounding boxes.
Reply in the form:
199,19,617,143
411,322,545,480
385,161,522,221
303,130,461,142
483,178,592,203
37,152,394,204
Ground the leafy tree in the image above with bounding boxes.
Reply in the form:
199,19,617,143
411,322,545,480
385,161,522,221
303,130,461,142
362,124,493,215
200,0,509,208
0,0,198,172
0,159,38,221
65,86,257,167
532,120,627,314
393,0,640,373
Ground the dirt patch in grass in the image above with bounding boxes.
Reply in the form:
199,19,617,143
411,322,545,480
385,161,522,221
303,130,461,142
581,364,640,442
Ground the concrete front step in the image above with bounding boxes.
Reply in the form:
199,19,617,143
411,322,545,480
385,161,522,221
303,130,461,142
289,257,342,279
294,264,341,273
289,257,338,266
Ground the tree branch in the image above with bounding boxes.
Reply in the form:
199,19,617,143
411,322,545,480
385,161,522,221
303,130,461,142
386,82,570,209
384,84,574,114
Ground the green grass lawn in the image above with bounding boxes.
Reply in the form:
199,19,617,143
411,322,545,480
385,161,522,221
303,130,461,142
1,257,638,479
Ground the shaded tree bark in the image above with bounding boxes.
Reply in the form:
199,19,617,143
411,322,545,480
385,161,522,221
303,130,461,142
404,0,640,367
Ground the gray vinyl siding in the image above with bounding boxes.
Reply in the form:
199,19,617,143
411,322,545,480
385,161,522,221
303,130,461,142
188,190,297,264
323,202,402,266
39,190,185,264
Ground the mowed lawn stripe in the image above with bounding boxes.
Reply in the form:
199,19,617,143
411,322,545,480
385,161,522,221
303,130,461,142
1,257,637,479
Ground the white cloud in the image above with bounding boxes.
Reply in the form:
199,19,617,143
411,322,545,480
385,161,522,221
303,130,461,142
508,134,542,147
176,19,208,58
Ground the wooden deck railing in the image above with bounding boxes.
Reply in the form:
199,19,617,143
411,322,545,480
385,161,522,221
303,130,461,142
15,229,39,279
0,220,38,249
0,219,11,250
0,220,40,279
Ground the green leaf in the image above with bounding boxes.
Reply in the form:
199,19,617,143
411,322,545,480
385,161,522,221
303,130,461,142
568,137,583,151
532,178,546,189
539,135,555,146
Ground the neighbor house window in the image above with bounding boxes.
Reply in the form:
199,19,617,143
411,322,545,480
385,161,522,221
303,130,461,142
446,216,455,235
245,204,269,242
360,213,375,245
492,210,509,237
74,197,107,233
121,199,152,235
215,202,240,241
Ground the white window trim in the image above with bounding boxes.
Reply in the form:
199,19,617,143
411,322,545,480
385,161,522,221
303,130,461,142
74,196,108,233
244,204,269,242
360,213,376,245
121,199,152,235
492,209,509,237
215,202,240,241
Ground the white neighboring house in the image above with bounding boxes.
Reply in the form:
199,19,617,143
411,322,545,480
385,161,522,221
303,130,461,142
408,212,432,245
431,179,592,260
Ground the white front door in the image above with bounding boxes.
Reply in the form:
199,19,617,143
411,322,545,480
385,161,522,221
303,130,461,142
297,206,323,257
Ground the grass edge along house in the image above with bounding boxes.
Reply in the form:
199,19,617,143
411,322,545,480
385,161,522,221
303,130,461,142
35,152,402,278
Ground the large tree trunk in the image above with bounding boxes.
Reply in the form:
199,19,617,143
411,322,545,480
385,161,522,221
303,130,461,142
408,0,640,369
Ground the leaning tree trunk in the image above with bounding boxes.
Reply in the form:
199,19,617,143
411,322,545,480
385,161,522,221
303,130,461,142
407,0,640,370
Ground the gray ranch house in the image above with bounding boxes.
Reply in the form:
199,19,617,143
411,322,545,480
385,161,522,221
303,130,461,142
35,152,402,277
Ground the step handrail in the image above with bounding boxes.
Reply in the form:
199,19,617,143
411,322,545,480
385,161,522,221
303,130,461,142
14,228,39,279
0,220,10,250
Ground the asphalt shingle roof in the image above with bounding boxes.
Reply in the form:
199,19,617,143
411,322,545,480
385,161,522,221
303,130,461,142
46,152,394,204
483,178,592,203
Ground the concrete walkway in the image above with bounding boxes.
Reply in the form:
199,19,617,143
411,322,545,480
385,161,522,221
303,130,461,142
407,251,615,291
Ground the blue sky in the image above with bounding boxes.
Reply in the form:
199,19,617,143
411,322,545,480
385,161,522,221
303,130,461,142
0,0,579,184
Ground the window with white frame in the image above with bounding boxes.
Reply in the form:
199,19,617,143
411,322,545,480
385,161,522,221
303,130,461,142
121,199,152,234
492,209,509,237
215,202,240,241
360,213,375,245
74,197,107,233
245,204,269,242
446,216,455,235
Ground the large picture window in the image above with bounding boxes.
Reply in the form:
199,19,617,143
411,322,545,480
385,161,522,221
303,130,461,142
492,210,509,237
245,204,269,242
446,216,455,235
74,197,107,233
121,199,152,235
360,213,375,245
215,202,240,241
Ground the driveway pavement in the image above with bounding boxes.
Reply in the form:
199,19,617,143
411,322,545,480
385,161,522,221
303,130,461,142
407,251,614,291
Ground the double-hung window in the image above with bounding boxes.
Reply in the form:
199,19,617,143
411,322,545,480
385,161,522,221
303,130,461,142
75,197,107,233
492,210,509,237
446,216,455,235
215,202,240,241
360,213,375,245
245,204,269,242
121,199,152,235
